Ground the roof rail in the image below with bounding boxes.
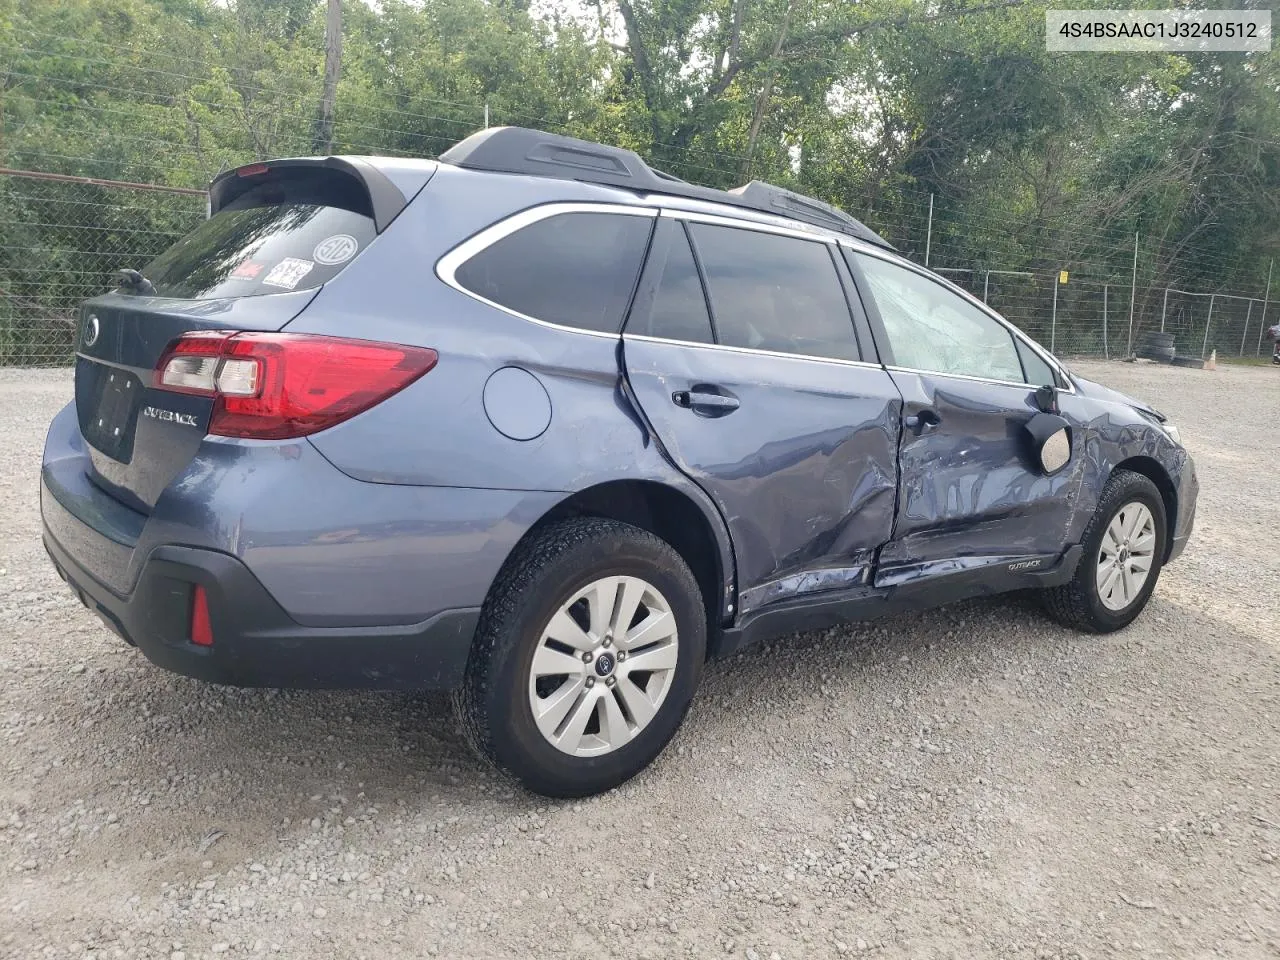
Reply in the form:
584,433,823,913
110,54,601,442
438,127,892,249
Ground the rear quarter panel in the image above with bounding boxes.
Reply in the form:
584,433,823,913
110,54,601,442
291,165,671,490
285,165,737,608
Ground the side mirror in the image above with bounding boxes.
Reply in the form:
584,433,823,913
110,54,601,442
1025,411,1072,474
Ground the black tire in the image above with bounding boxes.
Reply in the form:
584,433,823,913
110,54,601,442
1041,470,1167,633
1170,355,1205,369
455,517,706,798
1138,331,1175,348
1137,346,1175,362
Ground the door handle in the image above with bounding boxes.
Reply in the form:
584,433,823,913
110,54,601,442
905,409,941,434
672,389,740,415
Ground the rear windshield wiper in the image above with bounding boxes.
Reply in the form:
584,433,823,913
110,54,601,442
115,268,156,295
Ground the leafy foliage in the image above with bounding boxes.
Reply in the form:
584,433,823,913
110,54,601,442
2,0,1278,363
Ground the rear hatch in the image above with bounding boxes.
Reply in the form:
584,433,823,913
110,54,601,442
74,160,406,512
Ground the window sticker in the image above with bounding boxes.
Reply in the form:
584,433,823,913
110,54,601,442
313,234,359,265
230,260,265,280
261,258,315,290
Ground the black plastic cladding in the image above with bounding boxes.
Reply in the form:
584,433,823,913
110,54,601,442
438,127,893,250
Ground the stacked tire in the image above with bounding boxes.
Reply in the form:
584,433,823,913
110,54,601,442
1136,331,1175,362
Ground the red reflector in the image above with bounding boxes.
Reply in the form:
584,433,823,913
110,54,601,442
236,162,270,177
155,332,438,440
191,585,214,647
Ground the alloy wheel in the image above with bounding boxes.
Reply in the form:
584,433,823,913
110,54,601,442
1096,501,1157,611
527,575,679,757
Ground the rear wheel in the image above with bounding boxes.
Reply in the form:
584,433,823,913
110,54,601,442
456,517,705,797
1042,470,1167,632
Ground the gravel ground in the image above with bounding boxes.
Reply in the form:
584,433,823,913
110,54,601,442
2,360,1278,960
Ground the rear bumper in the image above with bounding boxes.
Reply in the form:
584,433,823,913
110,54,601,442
38,398,567,688
43,509,479,691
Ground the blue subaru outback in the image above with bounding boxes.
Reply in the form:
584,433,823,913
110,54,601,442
42,127,1197,797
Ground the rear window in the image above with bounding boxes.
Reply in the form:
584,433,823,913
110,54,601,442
139,175,376,300
453,211,653,334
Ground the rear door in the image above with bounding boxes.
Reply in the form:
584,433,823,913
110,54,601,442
622,215,902,618
843,248,1083,585
74,162,394,512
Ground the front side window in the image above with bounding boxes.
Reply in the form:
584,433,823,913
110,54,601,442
851,252,1025,382
454,211,653,334
689,224,860,362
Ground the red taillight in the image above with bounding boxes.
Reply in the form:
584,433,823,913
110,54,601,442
155,333,438,440
191,585,214,647
236,162,270,177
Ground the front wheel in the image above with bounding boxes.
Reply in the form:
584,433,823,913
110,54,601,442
1042,469,1167,632
455,517,706,797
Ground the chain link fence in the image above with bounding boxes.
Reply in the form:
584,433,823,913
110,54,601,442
928,266,1273,362
1,166,1274,367
0,169,206,366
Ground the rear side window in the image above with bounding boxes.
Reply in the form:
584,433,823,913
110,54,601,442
142,173,377,300
627,221,714,344
455,212,653,334
688,224,860,362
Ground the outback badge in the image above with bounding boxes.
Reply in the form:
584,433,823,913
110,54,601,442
142,405,198,427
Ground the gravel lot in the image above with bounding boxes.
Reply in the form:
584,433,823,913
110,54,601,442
2,360,1278,960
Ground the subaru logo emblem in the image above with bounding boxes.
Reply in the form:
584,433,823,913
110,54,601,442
594,652,616,677
83,314,100,348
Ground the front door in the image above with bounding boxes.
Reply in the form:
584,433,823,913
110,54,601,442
843,248,1083,586
622,217,902,617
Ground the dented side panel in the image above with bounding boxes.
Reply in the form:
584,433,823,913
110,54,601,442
877,370,1195,586
622,337,901,617
1058,376,1196,555
876,371,1084,579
